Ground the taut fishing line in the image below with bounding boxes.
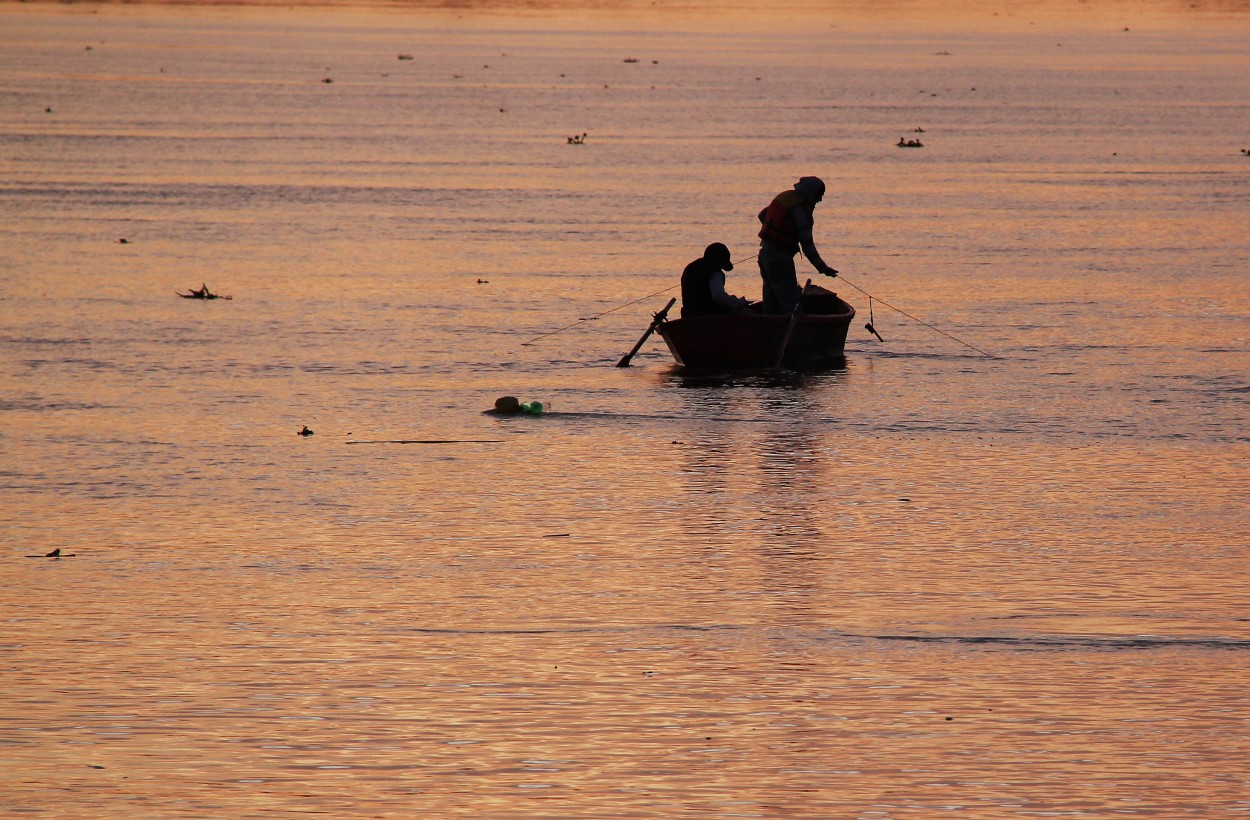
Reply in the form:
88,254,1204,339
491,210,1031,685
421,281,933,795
520,284,677,346
520,255,757,347
833,272,995,358
521,256,992,359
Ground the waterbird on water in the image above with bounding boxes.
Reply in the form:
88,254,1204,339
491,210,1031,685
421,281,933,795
178,283,231,300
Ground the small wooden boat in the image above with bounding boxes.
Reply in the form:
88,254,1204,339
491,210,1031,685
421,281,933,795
657,283,855,369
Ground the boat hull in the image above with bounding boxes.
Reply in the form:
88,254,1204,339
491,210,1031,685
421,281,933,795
657,285,855,370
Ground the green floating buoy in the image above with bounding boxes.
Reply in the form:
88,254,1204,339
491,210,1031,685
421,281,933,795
490,396,543,415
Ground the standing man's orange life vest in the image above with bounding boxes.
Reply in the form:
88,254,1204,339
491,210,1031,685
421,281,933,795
758,190,807,253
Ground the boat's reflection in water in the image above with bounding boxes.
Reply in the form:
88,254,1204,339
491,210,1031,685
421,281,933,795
661,356,848,391
658,357,851,427
658,360,851,571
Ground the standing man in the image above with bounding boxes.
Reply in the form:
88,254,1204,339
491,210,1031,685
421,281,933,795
757,176,838,313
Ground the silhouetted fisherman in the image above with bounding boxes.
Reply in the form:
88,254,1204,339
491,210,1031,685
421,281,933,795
757,176,838,314
680,243,755,318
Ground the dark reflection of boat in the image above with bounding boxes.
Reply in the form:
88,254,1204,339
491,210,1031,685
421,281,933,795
657,283,855,370
667,368,834,391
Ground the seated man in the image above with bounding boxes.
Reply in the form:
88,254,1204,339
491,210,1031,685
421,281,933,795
680,242,755,318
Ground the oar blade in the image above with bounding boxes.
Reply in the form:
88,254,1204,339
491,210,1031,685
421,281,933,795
616,298,676,367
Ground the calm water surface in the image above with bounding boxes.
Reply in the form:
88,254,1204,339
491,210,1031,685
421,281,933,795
2,2,1249,816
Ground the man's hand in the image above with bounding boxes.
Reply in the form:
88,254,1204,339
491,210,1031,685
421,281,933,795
821,267,838,278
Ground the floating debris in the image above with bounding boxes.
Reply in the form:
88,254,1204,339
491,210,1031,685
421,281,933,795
298,425,314,436
177,283,231,300
567,132,587,145
487,396,544,415
397,53,414,60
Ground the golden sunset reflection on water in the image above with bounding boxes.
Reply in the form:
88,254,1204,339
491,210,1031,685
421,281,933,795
3,0,1249,815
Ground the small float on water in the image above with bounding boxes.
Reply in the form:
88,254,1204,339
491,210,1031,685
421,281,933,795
620,282,855,370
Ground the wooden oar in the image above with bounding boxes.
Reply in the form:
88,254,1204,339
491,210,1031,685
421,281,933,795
772,280,811,369
616,298,676,367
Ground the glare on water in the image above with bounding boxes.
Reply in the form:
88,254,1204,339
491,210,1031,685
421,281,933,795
2,1,1249,816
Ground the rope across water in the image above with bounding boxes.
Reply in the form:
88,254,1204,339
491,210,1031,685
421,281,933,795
522,257,994,359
